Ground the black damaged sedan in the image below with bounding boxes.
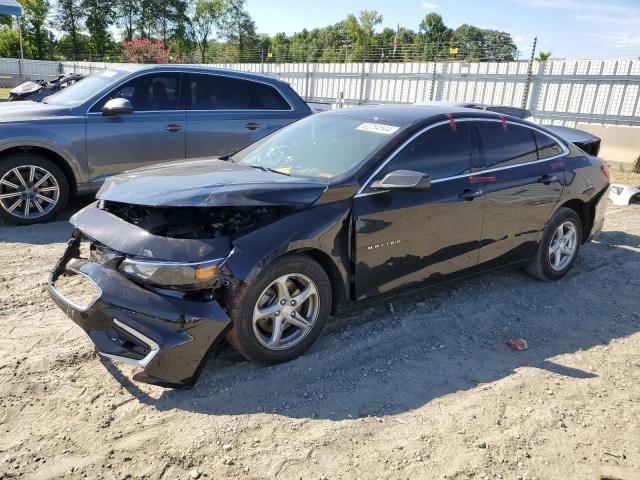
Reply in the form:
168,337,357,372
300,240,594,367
48,105,610,388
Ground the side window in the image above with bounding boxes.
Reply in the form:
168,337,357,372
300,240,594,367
252,82,290,110
476,122,538,169
382,123,472,181
534,131,564,160
187,74,255,110
93,73,180,112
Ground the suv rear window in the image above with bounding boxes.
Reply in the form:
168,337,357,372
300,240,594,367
186,74,290,110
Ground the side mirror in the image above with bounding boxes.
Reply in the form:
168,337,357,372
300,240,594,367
102,98,134,116
370,170,432,191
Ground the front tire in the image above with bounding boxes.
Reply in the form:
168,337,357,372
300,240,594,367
226,254,332,364
526,207,582,281
0,154,69,225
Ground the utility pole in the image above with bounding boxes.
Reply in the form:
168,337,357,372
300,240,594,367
522,36,537,109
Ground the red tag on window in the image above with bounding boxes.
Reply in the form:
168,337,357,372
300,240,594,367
446,113,457,131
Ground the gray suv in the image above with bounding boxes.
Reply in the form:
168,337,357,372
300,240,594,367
0,65,312,224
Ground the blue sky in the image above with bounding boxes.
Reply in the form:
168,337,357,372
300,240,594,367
245,0,640,59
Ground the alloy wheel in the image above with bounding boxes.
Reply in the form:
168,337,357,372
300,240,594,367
0,165,60,220
548,221,578,271
252,273,320,350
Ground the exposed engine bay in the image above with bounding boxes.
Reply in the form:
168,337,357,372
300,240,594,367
102,201,299,239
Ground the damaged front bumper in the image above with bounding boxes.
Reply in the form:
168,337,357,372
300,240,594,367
47,231,231,388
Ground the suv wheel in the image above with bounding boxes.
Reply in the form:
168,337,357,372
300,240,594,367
0,154,69,225
226,255,332,364
526,207,582,281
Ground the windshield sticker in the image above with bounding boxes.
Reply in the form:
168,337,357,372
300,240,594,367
356,123,400,135
100,70,119,77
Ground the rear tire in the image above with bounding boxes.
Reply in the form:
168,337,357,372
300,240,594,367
226,254,332,364
526,207,582,281
0,154,69,225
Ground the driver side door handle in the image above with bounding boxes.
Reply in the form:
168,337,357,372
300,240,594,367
165,124,183,133
537,174,559,185
459,189,483,201
245,122,260,131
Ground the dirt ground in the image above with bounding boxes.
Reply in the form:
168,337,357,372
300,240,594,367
1,199,639,480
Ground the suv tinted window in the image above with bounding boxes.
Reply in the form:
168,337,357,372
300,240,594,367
252,81,290,110
534,131,563,159
476,121,537,168
384,123,472,180
186,74,289,110
92,73,180,112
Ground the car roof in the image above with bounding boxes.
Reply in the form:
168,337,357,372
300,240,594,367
106,64,289,85
415,100,484,109
318,104,504,124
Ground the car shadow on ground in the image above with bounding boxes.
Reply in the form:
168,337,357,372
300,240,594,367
102,228,640,421
0,197,91,244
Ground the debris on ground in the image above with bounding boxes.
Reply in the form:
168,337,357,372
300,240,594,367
506,338,529,351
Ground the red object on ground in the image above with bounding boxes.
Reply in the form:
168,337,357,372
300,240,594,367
507,339,528,351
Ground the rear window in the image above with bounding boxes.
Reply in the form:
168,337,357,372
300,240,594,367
253,82,290,110
476,121,538,168
186,74,289,110
534,131,564,159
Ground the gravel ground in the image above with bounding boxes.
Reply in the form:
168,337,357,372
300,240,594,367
1,200,639,480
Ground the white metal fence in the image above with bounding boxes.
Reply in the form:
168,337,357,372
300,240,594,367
2,57,639,127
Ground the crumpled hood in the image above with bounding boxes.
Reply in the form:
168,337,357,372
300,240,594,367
97,158,328,207
0,100,70,122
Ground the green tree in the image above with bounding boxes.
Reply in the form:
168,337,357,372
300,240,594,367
53,0,86,56
21,0,50,59
155,0,189,48
84,0,115,56
341,10,382,60
54,32,91,58
418,12,451,60
189,0,225,63
537,50,552,61
117,0,139,41
221,0,257,58
0,26,21,57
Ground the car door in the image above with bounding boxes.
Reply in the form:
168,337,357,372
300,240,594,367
184,73,270,158
474,120,566,267
352,121,486,301
86,72,186,183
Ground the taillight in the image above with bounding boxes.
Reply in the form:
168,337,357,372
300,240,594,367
600,163,610,181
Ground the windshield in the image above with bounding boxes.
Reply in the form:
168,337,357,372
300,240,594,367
234,114,402,179
45,69,130,106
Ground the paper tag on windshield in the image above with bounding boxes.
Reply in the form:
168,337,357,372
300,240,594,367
356,123,400,135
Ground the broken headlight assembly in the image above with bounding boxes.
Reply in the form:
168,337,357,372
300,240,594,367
119,257,225,288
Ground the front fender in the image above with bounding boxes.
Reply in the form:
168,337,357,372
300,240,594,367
225,200,353,299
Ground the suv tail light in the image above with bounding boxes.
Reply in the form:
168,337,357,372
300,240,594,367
600,163,610,181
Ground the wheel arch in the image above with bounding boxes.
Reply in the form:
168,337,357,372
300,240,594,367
280,247,348,314
0,144,79,195
556,198,593,244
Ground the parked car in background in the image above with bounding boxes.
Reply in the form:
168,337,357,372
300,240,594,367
48,105,610,388
0,65,312,225
418,101,602,156
7,73,85,102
